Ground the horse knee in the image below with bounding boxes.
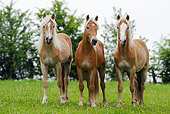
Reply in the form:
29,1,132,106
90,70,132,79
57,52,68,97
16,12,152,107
89,85,95,92
57,80,62,88
118,85,123,93
43,81,48,88
130,84,135,93
79,83,84,91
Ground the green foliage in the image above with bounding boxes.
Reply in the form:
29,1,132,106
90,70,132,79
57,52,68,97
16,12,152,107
35,0,84,79
0,80,170,113
101,7,136,80
149,35,170,83
0,1,38,79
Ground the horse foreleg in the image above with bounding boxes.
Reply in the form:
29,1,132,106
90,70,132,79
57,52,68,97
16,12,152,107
116,66,123,107
55,62,65,103
41,63,48,104
89,68,96,107
98,67,107,106
77,67,84,106
130,66,137,106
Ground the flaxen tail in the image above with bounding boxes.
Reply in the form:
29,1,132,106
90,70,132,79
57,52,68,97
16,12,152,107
94,71,99,100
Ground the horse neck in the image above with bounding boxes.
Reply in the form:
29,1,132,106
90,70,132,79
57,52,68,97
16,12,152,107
118,31,132,55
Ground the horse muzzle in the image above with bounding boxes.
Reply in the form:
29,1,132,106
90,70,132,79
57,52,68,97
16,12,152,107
120,39,126,46
46,37,53,44
91,38,98,45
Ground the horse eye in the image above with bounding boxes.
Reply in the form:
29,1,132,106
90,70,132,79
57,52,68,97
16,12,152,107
87,27,89,30
127,27,129,29
53,26,55,28
117,26,119,29
43,26,45,28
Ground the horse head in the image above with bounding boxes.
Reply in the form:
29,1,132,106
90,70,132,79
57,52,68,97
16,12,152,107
84,15,99,46
41,13,57,45
116,14,130,46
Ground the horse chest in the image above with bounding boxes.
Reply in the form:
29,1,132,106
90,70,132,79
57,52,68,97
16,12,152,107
41,52,58,66
118,60,131,69
81,59,93,69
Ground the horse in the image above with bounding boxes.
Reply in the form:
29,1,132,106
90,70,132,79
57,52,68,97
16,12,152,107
114,14,149,107
37,13,72,104
75,15,107,107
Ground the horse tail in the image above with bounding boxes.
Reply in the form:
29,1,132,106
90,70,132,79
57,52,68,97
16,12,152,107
135,72,141,102
94,70,99,100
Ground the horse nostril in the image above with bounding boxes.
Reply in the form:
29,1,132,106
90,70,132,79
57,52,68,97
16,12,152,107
92,39,97,45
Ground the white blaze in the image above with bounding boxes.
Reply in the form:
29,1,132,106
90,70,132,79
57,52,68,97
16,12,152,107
47,22,52,39
120,23,127,41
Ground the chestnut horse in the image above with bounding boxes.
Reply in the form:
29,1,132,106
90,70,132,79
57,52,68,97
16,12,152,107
37,13,72,104
114,14,149,107
75,15,107,107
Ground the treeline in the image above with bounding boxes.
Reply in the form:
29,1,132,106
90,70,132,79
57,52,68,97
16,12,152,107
0,0,169,83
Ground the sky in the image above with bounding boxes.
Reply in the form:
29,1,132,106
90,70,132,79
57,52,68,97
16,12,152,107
2,0,170,50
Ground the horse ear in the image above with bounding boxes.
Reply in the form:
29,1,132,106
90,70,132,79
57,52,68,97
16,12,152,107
126,15,130,21
43,13,46,18
95,16,98,21
117,15,120,20
51,13,55,20
86,15,89,21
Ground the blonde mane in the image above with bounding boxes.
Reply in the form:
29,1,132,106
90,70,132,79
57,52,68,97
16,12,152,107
37,16,62,53
84,18,99,30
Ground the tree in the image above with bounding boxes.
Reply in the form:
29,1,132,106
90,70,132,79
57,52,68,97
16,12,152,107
0,1,38,79
150,35,170,83
35,0,84,80
101,7,136,80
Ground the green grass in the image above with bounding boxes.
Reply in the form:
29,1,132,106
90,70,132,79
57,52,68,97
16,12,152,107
0,80,169,114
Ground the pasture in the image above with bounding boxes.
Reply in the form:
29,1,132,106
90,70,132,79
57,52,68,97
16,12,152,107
0,80,169,114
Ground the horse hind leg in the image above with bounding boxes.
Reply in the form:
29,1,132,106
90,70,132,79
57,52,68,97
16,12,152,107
139,67,148,106
135,72,141,104
63,62,71,103
98,66,107,106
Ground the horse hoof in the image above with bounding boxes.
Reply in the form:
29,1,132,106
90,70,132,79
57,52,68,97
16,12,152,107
139,102,144,106
60,99,66,103
78,102,83,106
91,103,96,107
117,102,122,108
103,100,107,107
132,103,136,106
42,99,47,104
87,101,91,105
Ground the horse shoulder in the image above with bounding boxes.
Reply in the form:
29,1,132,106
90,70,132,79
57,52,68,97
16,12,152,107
57,33,71,63
114,49,119,64
96,41,105,66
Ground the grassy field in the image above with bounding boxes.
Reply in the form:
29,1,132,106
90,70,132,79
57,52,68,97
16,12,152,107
0,80,169,114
